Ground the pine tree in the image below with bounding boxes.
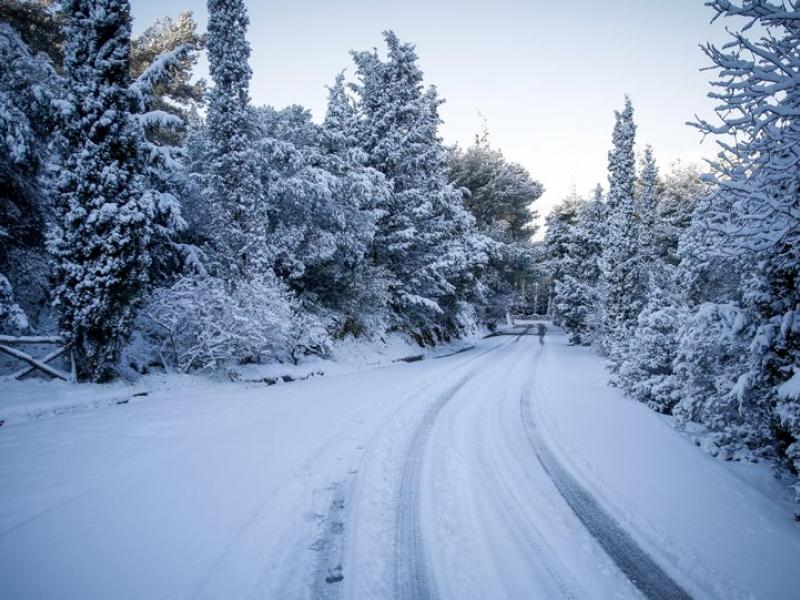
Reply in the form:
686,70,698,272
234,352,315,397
600,96,643,367
556,185,607,344
637,144,659,278
448,127,543,323
351,31,489,337
50,0,154,381
618,275,687,412
205,0,266,280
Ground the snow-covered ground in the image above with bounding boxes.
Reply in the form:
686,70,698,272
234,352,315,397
1,326,798,599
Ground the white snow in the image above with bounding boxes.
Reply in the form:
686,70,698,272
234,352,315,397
1,326,798,599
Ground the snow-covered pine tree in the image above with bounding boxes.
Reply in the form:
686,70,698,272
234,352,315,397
448,127,543,323
543,192,584,326
693,0,800,498
618,273,687,413
351,31,489,338
313,73,392,335
254,76,390,338
0,272,28,334
600,96,644,368
654,161,704,268
0,21,61,330
205,0,267,280
50,0,155,381
554,185,607,344
637,144,659,278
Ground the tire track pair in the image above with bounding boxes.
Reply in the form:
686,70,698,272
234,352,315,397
393,337,518,600
519,341,693,600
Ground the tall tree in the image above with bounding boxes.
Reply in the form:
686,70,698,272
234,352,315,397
351,31,488,337
205,0,266,280
448,128,543,322
51,0,154,380
637,144,659,278
600,96,643,365
553,185,607,344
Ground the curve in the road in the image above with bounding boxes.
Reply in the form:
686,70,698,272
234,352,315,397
520,367,694,600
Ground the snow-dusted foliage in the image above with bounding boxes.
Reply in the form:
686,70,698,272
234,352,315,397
0,22,60,330
139,273,299,372
671,303,763,458
689,0,800,495
0,273,28,334
550,186,606,344
600,97,644,365
544,186,606,345
636,145,659,276
205,0,267,280
50,0,166,381
448,128,542,322
618,279,687,413
351,31,490,337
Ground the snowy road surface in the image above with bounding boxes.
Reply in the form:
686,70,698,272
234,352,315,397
2,326,800,599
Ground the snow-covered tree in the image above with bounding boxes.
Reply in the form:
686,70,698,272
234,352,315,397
0,272,28,334
618,277,687,412
636,145,659,277
552,185,607,344
691,0,800,497
0,22,61,328
672,303,762,459
600,97,644,366
50,0,166,381
654,161,704,268
448,128,542,322
130,11,204,146
205,0,267,280
351,31,489,337
253,87,390,338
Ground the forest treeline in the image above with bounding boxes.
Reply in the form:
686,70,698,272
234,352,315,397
544,2,799,505
0,0,544,380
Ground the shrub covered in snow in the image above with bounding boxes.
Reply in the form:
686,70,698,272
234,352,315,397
139,274,306,373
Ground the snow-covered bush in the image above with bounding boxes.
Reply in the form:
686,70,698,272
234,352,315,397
0,273,28,334
671,303,768,459
140,274,301,372
618,284,686,413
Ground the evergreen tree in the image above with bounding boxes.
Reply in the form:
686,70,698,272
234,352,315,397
600,96,643,366
0,22,61,328
542,192,584,325
205,0,266,280
448,128,543,323
618,276,687,412
554,185,607,344
637,144,659,278
50,0,155,380
693,0,800,496
351,31,489,337
654,161,704,268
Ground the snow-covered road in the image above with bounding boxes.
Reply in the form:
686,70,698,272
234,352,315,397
1,327,799,599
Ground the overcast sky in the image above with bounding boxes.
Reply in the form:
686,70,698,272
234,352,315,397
132,0,730,231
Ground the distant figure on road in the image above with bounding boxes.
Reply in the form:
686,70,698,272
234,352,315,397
537,323,546,344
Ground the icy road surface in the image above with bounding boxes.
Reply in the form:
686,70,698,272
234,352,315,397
1,326,799,599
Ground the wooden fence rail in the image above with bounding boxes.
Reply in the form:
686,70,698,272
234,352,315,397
0,336,75,382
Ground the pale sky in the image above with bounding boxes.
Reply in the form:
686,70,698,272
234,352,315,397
132,0,729,231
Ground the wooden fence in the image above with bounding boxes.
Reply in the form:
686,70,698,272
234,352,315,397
0,335,75,382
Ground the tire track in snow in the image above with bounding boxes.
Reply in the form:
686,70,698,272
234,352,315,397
393,336,519,600
309,339,507,600
469,344,582,599
520,345,693,600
